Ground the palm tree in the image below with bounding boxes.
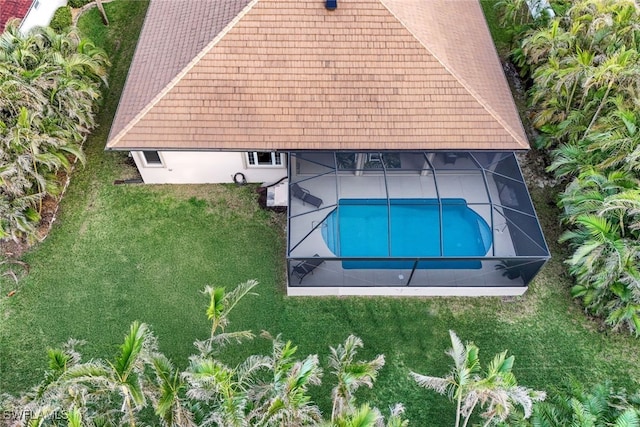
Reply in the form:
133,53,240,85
521,18,576,65
460,350,544,426
0,20,109,241
561,214,640,334
547,143,601,178
0,192,42,241
580,47,639,138
569,0,640,54
521,0,640,335
557,170,640,322
247,333,323,426
557,46,596,114
519,0,640,148
558,169,638,223
14,339,87,425
331,404,383,427
410,330,481,427
410,330,544,427
65,407,85,427
598,190,640,239
328,335,385,422
603,271,640,335
3,108,69,200
0,61,49,120
62,322,157,426
6,295,408,426
528,41,597,120
183,351,270,426
196,279,259,355
148,353,196,427
183,279,268,426
317,403,408,427
532,381,640,426
588,106,640,172
561,215,627,280
494,0,529,29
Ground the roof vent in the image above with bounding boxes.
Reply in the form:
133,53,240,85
325,0,337,10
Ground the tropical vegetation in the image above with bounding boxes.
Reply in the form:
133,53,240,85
0,21,109,242
68,0,93,9
2,2,640,426
3,281,408,427
50,6,73,33
497,0,640,335
531,381,640,426
411,330,545,427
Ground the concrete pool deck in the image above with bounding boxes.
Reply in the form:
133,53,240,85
288,175,523,288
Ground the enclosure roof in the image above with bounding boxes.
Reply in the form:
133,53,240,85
107,0,529,151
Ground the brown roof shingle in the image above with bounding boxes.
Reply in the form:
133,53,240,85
109,0,254,139
107,0,529,151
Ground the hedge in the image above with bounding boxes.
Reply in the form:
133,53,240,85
68,0,92,9
50,6,72,32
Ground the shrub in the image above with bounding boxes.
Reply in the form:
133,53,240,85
0,23,109,242
68,0,92,8
49,6,72,32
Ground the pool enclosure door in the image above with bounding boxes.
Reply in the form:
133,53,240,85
287,151,549,296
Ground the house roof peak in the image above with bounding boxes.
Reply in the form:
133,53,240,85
108,0,529,151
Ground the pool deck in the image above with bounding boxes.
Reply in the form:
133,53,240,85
289,180,523,287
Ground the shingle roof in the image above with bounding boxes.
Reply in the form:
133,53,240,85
0,0,31,32
107,0,529,151
109,0,254,140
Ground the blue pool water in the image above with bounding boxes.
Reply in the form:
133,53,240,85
322,198,492,269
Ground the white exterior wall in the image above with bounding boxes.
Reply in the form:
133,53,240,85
287,286,528,297
131,151,287,184
20,0,67,34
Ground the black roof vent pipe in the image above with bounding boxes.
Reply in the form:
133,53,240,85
326,0,337,10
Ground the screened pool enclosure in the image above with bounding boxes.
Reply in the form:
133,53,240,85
287,152,549,295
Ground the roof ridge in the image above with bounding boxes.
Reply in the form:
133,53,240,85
378,0,528,149
107,0,260,148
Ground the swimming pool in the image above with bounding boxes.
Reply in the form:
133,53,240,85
322,198,492,269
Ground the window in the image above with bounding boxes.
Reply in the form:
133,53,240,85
336,153,356,170
246,152,284,167
367,153,382,163
142,151,163,166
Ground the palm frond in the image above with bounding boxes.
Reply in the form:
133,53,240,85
613,409,640,427
447,330,467,371
409,372,449,395
113,321,151,378
385,403,409,427
340,403,382,427
221,279,259,318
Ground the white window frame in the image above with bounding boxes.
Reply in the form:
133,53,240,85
367,153,382,163
139,150,165,168
245,152,285,168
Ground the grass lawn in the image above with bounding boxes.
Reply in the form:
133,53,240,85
480,0,514,56
2,2,640,424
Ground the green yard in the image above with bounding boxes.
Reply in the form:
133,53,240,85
1,2,640,424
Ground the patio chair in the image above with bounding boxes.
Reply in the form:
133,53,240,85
292,254,325,284
291,183,323,208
